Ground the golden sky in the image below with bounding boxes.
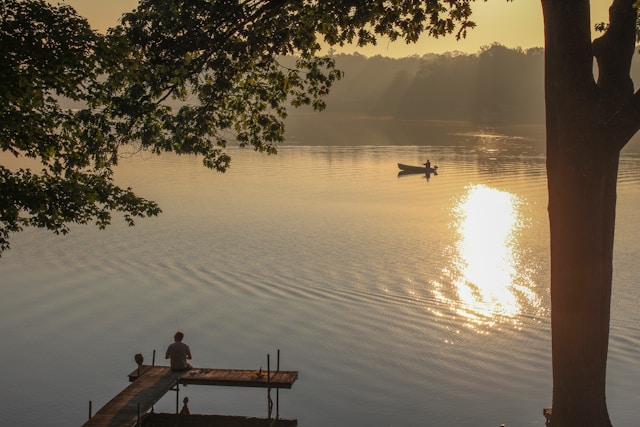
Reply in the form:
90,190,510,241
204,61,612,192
60,0,613,57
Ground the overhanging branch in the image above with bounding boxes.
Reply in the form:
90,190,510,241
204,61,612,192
605,88,640,150
592,0,636,121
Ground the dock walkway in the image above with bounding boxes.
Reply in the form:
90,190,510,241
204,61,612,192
83,365,298,427
82,366,181,427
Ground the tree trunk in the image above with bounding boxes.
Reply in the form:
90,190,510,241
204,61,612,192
542,0,638,425
547,135,618,427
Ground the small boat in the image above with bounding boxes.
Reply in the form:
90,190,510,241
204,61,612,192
397,163,438,174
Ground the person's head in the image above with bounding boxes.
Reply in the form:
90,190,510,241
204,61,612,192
174,331,184,342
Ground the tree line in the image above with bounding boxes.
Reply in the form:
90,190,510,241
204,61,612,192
302,43,640,126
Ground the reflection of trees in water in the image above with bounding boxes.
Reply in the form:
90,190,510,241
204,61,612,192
284,115,547,180
285,113,545,146
458,130,547,177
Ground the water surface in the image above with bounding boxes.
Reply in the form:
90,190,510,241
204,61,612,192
2,126,640,426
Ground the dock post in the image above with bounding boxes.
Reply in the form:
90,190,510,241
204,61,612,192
152,349,156,366
175,382,180,414
276,349,280,419
267,354,273,419
88,400,92,420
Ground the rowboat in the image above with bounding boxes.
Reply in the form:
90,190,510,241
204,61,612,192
397,163,438,174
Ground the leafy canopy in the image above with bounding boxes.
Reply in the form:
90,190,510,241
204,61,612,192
1,0,162,254
1,0,475,254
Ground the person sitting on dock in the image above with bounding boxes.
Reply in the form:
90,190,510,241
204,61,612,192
166,331,192,371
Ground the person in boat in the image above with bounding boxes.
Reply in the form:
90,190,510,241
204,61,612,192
424,159,431,170
166,331,193,371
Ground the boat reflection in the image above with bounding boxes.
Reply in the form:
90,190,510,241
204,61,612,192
397,170,437,181
432,184,539,331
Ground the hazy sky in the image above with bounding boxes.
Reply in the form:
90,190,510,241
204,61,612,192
60,0,613,57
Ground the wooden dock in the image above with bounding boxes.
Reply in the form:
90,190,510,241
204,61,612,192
83,366,182,427
129,366,298,389
83,365,298,427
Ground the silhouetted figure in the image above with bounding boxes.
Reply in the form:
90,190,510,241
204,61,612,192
180,396,190,415
166,331,192,371
424,159,431,170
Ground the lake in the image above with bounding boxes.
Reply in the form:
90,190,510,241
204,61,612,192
2,119,640,426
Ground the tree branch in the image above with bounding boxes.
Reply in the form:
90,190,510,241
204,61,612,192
592,0,636,121
605,88,640,151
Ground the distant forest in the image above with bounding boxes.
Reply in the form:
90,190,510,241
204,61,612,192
291,43,640,125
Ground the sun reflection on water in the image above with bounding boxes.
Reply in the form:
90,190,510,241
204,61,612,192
432,184,539,332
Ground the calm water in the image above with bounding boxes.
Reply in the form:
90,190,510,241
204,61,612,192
2,124,640,426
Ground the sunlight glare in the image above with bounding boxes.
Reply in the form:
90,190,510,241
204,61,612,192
434,184,536,331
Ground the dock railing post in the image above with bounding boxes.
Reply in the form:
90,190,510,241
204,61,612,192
88,400,92,420
267,353,273,419
152,349,156,366
175,382,180,414
276,348,280,419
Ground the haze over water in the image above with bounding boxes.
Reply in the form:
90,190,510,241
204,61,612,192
2,118,640,426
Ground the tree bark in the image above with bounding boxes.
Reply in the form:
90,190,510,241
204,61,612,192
547,135,618,427
541,0,637,425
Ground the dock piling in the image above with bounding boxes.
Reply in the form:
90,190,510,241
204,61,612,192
267,353,272,418
175,382,180,414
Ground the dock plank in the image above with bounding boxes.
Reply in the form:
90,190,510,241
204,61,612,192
180,368,298,389
83,367,181,427
129,366,298,389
